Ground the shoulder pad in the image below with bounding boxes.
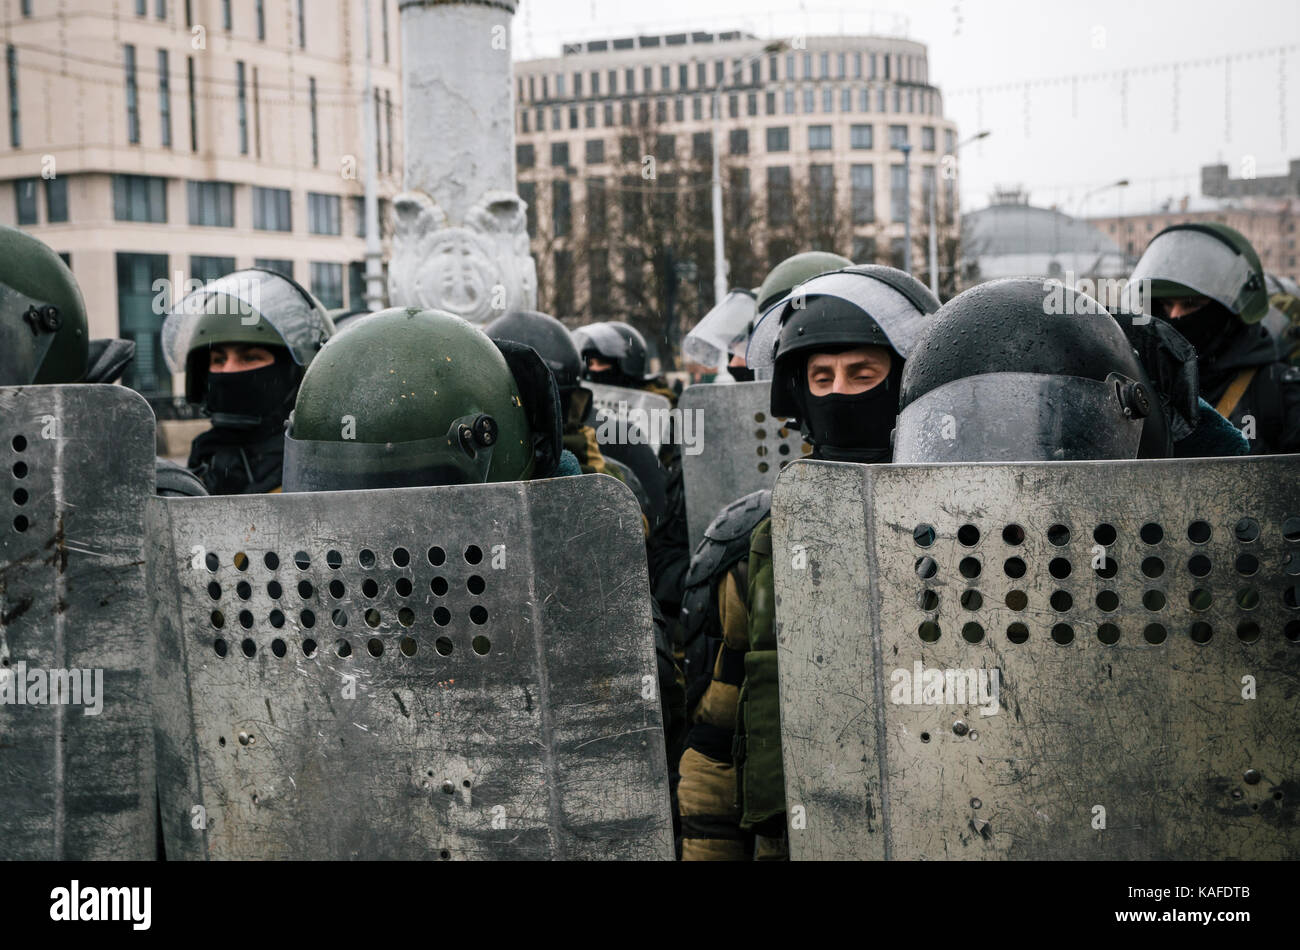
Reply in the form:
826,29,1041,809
683,489,772,589
155,458,208,497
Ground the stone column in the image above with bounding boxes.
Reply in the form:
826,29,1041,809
389,0,537,322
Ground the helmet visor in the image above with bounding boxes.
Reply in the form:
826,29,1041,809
163,270,334,373
683,290,757,368
283,415,497,492
894,372,1145,463
0,282,62,385
748,271,929,370
1126,229,1257,318
572,323,630,362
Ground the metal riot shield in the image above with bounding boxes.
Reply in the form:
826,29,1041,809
773,455,1300,860
0,385,156,860
148,473,673,860
679,381,809,551
585,382,671,455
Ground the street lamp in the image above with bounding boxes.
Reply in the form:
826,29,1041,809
711,40,787,305
1076,179,1130,221
927,129,990,296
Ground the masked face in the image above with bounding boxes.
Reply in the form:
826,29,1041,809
209,343,278,373
797,345,899,463
728,353,754,382
1155,297,1235,355
204,346,298,430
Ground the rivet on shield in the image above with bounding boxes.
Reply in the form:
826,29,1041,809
970,797,982,809
442,780,455,795
1231,789,1244,800
952,720,969,736
1244,769,1261,785
968,730,978,741
238,731,251,746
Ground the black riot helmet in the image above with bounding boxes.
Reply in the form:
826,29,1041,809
896,278,1172,463
574,320,651,384
744,266,939,462
485,310,583,394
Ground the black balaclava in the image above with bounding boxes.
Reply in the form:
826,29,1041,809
1155,299,1238,359
205,348,299,429
796,347,902,464
586,366,636,388
729,365,755,382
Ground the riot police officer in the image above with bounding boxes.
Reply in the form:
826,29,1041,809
163,269,336,494
1127,223,1300,454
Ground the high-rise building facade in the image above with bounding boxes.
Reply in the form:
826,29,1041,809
514,30,961,322
0,0,402,399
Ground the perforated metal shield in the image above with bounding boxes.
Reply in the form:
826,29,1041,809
773,456,1300,860
0,385,156,860
679,382,808,551
585,382,671,454
148,474,673,860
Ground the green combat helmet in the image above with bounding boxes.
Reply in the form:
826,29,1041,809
754,250,853,316
0,224,88,385
282,308,538,492
1128,222,1270,324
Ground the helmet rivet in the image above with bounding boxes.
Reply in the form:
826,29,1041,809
472,414,498,447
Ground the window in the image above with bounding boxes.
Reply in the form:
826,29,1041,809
6,45,17,147
852,236,876,263
729,128,748,155
556,74,566,97
854,53,863,78
890,164,908,222
810,164,835,224
803,88,815,113
889,237,906,269
837,53,846,79
802,53,812,78
14,178,37,225
692,131,711,160
785,54,794,79
124,45,139,144
348,262,366,310
553,107,563,130
678,64,688,89
552,180,571,237
45,176,68,223
893,88,901,113
625,68,635,92
878,88,887,112
726,167,750,226
869,53,877,79
822,87,833,113
922,165,936,213
696,63,706,87
591,72,600,95
586,178,606,233
22,0,32,15
819,52,830,78
187,56,198,151
692,97,702,120
851,165,874,224
654,134,675,162
256,0,265,39
767,166,792,227
620,102,631,125
517,143,535,169
551,142,570,168
860,87,870,113
585,139,604,164
310,263,344,310
157,50,171,147
889,124,908,148
113,175,167,222
589,249,610,308
297,0,306,48
608,70,618,94
573,73,582,97
308,193,341,235
752,61,761,84
842,87,852,113
116,253,170,395
748,92,758,116
922,126,936,151
728,94,738,119
766,91,776,115
190,256,234,284
809,125,832,150
715,60,725,84
784,89,795,114
552,250,574,314
603,103,613,126
644,66,653,91
944,129,955,154
519,181,537,235
766,126,790,152
585,105,595,127
656,99,668,123
851,124,873,149
674,98,684,122
222,0,231,30
236,62,248,155
187,180,234,227
620,135,639,163
253,186,291,231
619,175,639,223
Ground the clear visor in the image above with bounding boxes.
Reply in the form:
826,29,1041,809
282,414,497,493
572,323,630,362
162,270,333,373
0,283,61,385
683,290,757,368
747,271,927,370
893,373,1145,463
1126,230,1255,316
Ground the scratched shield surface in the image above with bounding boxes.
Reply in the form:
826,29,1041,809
148,473,672,860
680,382,809,551
0,385,156,860
773,456,1300,860
584,382,671,454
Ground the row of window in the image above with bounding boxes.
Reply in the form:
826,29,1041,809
519,124,944,170
519,163,952,240
519,48,927,103
126,0,325,52
90,175,385,237
521,84,941,135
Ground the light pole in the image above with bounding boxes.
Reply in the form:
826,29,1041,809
1076,179,1130,222
710,41,787,305
928,129,990,296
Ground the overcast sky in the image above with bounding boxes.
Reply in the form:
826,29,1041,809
512,0,1300,215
